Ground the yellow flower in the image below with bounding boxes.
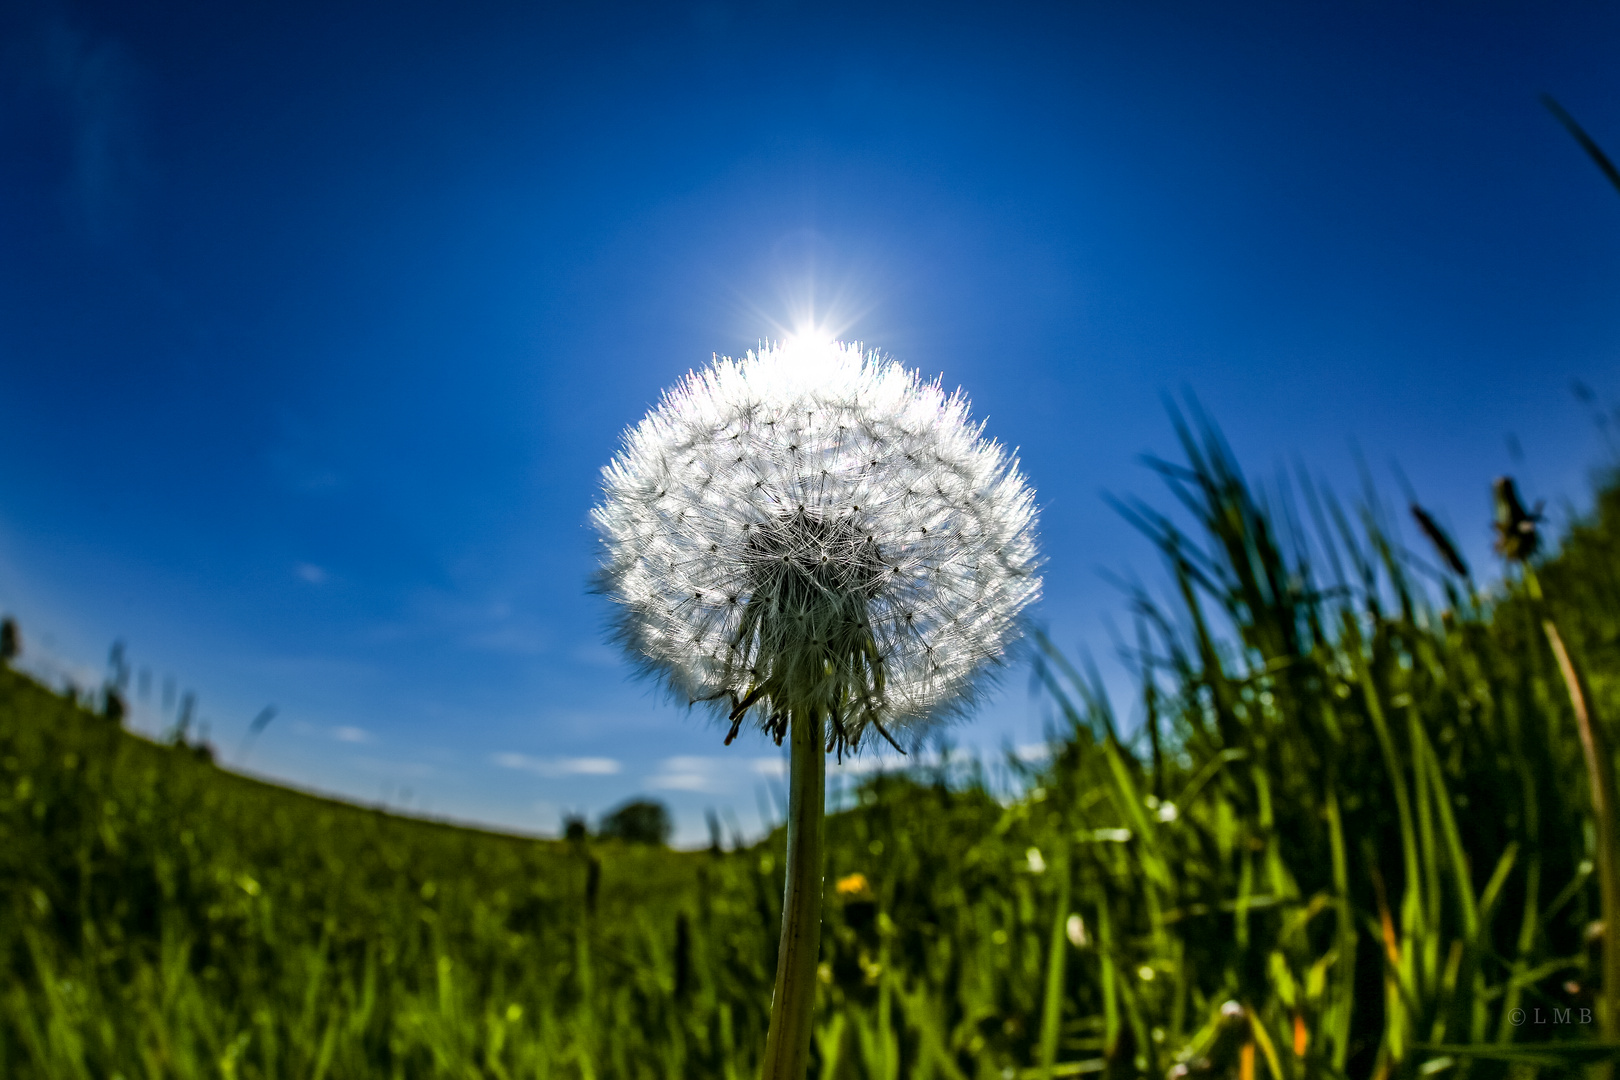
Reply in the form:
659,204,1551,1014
835,872,870,896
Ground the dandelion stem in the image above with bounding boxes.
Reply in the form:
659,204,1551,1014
761,708,825,1080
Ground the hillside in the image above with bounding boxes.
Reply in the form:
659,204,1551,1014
0,663,788,1076
4,427,1620,1079
0,654,1022,1079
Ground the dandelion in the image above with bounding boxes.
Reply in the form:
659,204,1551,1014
594,339,1039,752
834,872,871,897
593,338,1040,1079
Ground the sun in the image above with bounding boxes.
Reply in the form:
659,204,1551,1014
778,328,842,364
782,325,835,351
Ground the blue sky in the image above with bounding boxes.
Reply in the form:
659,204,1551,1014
2,0,1618,844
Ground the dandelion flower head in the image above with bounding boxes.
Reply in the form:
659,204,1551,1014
593,339,1040,752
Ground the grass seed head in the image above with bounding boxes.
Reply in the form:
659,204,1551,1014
1492,475,1542,563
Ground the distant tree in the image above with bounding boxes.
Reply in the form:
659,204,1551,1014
563,814,589,842
0,617,19,665
597,799,671,845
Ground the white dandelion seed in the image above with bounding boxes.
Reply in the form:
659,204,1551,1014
592,338,1040,753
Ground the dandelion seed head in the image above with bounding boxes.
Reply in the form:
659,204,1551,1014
592,339,1040,750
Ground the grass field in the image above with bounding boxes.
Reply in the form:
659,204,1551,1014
3,410,1618,1079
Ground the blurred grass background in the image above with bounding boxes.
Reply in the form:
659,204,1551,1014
3,406,1619,1080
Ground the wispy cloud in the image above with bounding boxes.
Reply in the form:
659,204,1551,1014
18,15,151,242
821,746,978,777
493,752,621,778
295,563,328,584
12,645,101,699
644,755,787,792
291,720,376,745
464,627,551,656
645,756,722,792
568,643,622,667
633,750,929,793
353,757,436,779
827,754,904,776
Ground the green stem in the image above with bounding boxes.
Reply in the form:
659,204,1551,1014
760,709,826,1080
1526,567,1619,1054
1038,842,1073,1079
1541,619,1619,1052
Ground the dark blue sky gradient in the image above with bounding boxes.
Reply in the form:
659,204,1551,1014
3,0,1619,842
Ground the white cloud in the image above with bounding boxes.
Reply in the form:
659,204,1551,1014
464,628,551,656
644,754,794,792
647,770,715,792
493,752,621,778
353,757,436,779
31,16,151,242
14,649,101,699
828,750,911,776
292,720,376,745
568,643,623,667
644,755,720,792
295,563,328,584
635,750,929,793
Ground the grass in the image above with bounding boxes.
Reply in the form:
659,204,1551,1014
2,406,1619,1079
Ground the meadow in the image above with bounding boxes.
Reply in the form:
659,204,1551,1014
2,409,1618,1080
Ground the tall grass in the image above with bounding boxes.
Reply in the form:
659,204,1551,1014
1029,404,1617,1080
2,407,1617,1078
